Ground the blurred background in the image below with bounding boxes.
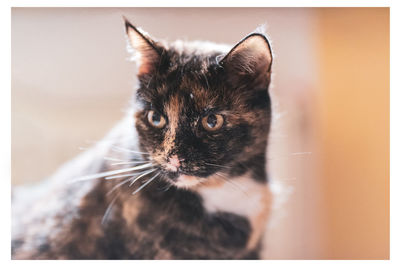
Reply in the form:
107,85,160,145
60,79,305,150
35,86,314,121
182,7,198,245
11,8,389,259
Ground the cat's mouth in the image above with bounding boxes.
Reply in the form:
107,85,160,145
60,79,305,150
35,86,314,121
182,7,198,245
149,154,219,188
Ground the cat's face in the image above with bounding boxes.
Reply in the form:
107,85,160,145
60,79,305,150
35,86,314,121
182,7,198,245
125,20,273,188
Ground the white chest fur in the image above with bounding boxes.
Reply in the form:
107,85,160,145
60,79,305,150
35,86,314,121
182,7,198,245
197,176,265,217
196,175,272,249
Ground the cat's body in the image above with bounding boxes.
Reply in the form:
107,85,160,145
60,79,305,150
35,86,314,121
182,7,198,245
12,20,274,259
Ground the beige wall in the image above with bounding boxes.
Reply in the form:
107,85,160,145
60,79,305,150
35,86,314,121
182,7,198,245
11,8,389,259
315,8,390,259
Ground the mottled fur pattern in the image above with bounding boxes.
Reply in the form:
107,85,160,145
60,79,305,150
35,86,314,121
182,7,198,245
12,19,273,259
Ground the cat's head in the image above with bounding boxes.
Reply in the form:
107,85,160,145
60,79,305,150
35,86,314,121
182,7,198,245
125,19,273,188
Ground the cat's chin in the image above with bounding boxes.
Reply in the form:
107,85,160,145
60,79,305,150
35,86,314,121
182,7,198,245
171,174,203,189
168,173,224,189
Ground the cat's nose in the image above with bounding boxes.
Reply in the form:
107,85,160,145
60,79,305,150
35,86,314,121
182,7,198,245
166,155,181,172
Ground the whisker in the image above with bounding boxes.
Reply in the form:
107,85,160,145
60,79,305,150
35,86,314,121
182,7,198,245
111,146,150,155
291,152,312,155
104,173,136,180
129,169,157,187
204,162,230,169
104,156,150,165
107,177,134,196
267,152,312,161
156,179,173,192
110,161,150,166
103,157,128,162
214,173,249,197
105,169,152,180
101,193,119,225
104,157,143,162
161,183,173,192
202,72,210,90
69,163,153,183
132,172,160,195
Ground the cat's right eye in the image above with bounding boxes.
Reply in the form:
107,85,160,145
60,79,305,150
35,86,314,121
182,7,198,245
202,114,224,132
147,110,166,128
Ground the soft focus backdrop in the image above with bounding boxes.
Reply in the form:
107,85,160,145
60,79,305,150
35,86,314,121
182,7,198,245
11,8,389,259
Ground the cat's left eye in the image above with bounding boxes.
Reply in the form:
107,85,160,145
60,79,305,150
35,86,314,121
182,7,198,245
147,110,166,128
202,114,224,132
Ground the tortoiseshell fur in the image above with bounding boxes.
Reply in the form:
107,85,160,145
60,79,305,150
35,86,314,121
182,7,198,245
12,20,273,259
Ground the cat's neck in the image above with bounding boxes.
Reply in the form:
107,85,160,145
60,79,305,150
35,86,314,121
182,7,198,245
129,170,271,252
195,172,270,250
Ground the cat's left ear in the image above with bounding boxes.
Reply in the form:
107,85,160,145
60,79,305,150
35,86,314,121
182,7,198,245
220,31,273,88
124,18,161,76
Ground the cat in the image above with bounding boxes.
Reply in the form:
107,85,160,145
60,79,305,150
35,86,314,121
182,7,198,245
11,18,274,259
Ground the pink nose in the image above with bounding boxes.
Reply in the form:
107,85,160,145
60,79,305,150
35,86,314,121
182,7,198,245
166,155,180,172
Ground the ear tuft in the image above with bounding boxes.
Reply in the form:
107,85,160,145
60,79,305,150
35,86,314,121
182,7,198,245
252,24,267,36
124,17,161,75
221,31,273,88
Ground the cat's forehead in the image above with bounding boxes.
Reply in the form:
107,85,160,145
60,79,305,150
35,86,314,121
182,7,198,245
157,77,219,114
139,56,222,108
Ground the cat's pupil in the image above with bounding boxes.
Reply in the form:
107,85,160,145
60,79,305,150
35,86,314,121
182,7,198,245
207,114,218,128
152,112,161,125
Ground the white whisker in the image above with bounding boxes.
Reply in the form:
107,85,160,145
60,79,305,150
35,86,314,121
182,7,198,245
104,173,136,180
101,193,119,225
103,157,127,162
204,162,230,169
111,146,150,155
107,178,134,196
214,173,249,197
291,152,312,155
132,172,160,195
105,169,153,180
111,161,150,166
69,163,153,183
268,151,312,161
129,169,157,187
162,184,173,192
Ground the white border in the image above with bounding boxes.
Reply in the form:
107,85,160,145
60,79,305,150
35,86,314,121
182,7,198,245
1,0,11,264
390,0,398,265
2,0,397,266
8,0,393,8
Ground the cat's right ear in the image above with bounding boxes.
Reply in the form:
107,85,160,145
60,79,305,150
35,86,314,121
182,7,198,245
124,18,161,76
